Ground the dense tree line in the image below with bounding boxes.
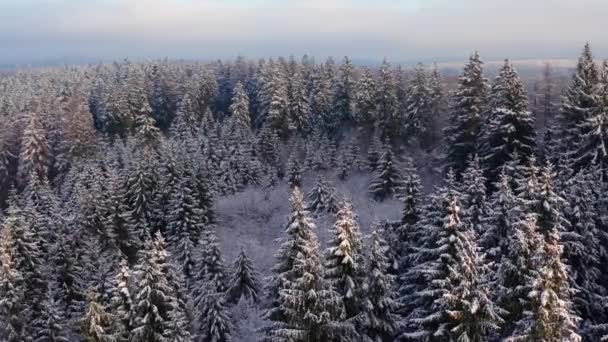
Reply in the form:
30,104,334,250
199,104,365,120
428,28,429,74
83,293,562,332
0,44,608,341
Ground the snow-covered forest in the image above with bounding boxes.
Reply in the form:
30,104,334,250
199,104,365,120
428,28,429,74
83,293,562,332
0,43,607,341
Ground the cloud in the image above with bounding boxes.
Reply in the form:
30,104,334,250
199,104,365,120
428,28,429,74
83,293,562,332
0,0,606,63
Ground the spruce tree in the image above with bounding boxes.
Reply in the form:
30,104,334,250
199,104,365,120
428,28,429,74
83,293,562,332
461,155,491,236
507,225,581,341
400,174,501,341
443,52,489,176
32,284,70,342
404,63,434,143
130,233,175,342
369,147,402,201
306,176,340,214
286,154,302,189
81,291,116,342
227,248,260,305
359,231,399,342
481,60,536,184
109,258,134,341
0,227,28,342
263,187,354,341
558,43,601,164
367,133,383,173
355,68,378,131
393,159,422,273
575,59,608,169
375,59,399,141
18,111,50,187
229,81,252,130
324,201,365,319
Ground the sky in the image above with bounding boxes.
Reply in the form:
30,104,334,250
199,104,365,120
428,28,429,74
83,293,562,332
0,0,606,65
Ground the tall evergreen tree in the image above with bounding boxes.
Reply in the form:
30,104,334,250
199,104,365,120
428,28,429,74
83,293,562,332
400,174,501,341
229,81,252,130
369,147,402,201
324,201,365,319
227,248,260,305
443,52,489,176
558,43,601,164
130,232,175,342
481,60,536,184
18,111,49,186
359,231,399,342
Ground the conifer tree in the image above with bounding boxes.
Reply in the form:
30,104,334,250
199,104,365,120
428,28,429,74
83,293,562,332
286,154,302,189
32,284,70,342
263,187,354,341
375,59,399,141
332,56,356,129
306,176,340,214
109,258,134,341
18,111,50,186
367,133,383,172
369,147,402,201
508,224,581,342
443,52,489,176
355,68,378,131
393,159,422,272
558,43,601,163
401,175,501,341
131,233,175,342
404,63,434,143
575,59,608,169
359,231,399,342
81,292,115,342
287,64,311,134
0,227,28,342
481,60,536,183
229,81,252,130
227,248,260,305
324,201,365,319
461,155,491,236
561,168,607,334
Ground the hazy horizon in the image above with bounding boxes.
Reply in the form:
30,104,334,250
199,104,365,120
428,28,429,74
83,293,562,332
1,0,607,66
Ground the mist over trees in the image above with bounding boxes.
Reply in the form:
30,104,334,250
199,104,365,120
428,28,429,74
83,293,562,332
0,44,607,341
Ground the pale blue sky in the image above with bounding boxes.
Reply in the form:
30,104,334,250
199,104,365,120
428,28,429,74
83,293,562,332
0,0,605,65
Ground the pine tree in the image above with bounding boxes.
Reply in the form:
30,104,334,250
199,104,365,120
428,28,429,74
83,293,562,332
375,59,399,141
0,226,28,342
461,155,491,236
558,43,601,163
561,168,607,335
32,284,70,342
481,60,536,183
18,111,50,186
400,175,501,341
369,147,402,201
130,232,175,342
306,176,340,214
495,212,542,338
196,286,233,342
229,81,252,130
575,59,608,169
81,291,115,342
367,133,383,172
324,201,365,319
109,258,134,341
287,64,311,134
443,52,489,176
193,230,232,342
359,231,399,342
286,154,302,189
262,187,354,341
393,159,422,273
332,56,356,129
167,174,206,281
227,248,260,305
482,171,520,267
507,225,581,341
404,63,434,143
355,68,378,131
